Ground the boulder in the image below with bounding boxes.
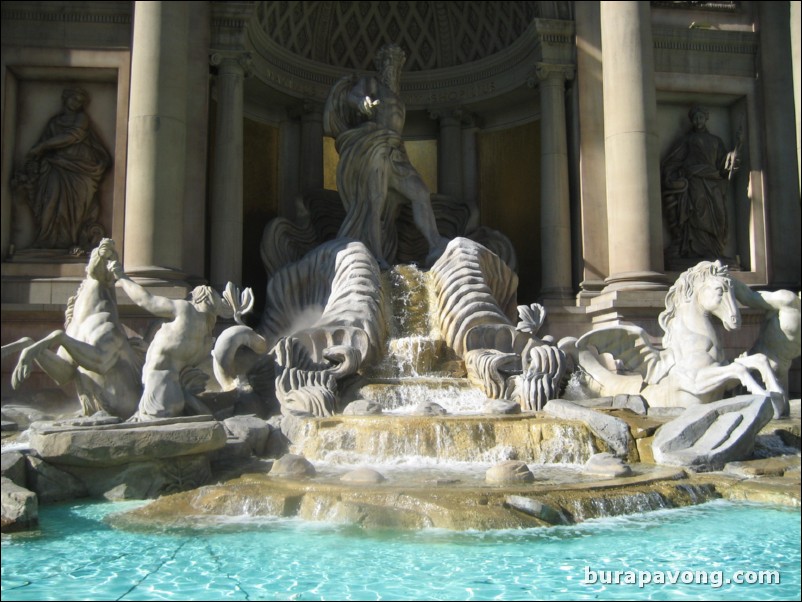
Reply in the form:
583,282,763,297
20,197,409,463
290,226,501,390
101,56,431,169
340,467,386,484
612,394,649,416
1,477,38,533
26,456,88,503
1,451,27,487
584,452,633,478
483,399,521,415
343,400,383,416
652,395,775,471
505,495,567,524
486,460,535,484
68,456,213,500
413,402,447,416
223,415,272,456
270,454,316,478
29,417,226,467
543,399,632,458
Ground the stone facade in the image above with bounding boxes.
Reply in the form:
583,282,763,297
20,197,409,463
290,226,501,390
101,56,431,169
2,1,800,397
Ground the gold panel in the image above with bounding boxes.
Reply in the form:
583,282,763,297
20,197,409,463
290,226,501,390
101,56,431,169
323,136,338,190
243,118,280,309
478,121,541,302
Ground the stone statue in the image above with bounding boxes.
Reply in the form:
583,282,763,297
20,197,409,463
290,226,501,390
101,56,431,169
111,266,235,420
430,238,567,411
10,239,143,419
733,282,801,400
661,105,740,266
12,88,111,251
259,239,386,417
567,260,788,414
323,43,448,269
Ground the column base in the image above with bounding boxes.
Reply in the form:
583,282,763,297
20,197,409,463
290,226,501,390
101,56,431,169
576,279,606,306
539,287,576,306
602,270,668,293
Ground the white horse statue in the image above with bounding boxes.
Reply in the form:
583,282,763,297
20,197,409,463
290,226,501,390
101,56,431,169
570,260,786,411
10,239,143,419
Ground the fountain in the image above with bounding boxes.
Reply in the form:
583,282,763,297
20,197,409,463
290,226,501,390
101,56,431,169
2,45,800,536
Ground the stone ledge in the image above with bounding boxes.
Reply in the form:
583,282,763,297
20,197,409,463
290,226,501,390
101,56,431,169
29,418,227,467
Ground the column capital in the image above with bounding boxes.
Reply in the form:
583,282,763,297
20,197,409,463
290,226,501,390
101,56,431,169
288,100,324,121
527,63,575,88
428,107,480,127
209,50,252,76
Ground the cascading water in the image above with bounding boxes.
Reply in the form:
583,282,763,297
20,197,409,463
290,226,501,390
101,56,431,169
378,264,442,378
353,264,488,414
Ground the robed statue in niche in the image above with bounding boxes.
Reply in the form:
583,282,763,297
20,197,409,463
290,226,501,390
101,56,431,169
12,87,111,254
323,43,448,269
661,105,741,269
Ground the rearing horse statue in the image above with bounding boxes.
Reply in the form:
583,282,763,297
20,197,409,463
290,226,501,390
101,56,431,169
570,260,784,410
10,239,143,419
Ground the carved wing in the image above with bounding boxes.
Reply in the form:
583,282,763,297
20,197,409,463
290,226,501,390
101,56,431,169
576,324,664,381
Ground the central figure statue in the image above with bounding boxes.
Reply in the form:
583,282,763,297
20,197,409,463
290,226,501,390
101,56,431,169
323,43,448,269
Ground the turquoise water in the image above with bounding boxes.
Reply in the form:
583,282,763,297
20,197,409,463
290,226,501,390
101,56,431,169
1,500,800,601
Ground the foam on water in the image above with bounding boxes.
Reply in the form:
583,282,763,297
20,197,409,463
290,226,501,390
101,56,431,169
2,500,799,601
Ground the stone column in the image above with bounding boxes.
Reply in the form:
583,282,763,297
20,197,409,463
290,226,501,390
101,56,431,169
575,0,609,303
536,64,574,303
435,109,464,199
183,2,210,282
793,1,801,197
208,51,250,290
124,1,190,278
759,2,801,288
297,102,324,192
599,1,666,292
462,114,480,230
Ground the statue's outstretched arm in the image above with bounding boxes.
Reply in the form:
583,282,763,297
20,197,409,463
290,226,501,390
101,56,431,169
111,261,177,319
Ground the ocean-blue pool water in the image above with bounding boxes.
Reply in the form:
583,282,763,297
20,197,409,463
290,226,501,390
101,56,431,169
1,500,800,601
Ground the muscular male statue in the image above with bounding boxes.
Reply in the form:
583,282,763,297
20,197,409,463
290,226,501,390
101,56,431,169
324,43,448,268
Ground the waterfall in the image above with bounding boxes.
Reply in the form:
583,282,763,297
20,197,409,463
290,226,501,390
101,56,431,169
350,264,487,413
376,264,442,378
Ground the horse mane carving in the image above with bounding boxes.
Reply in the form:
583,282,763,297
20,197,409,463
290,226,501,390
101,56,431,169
659,259,731,348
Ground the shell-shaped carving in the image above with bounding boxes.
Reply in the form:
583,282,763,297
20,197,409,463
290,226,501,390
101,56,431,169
464,348,521,399
283,386,337,418
520,344,567,411
259,239,386,365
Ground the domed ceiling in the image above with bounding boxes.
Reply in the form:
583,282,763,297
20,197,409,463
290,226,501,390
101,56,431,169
245,1,575,110
255,1,546,71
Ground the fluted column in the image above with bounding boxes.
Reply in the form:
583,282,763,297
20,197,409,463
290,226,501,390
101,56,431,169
600,1,666,292
209,51,250,289
536,64,574,303
124,1,190,278
575,0,609,303
434,109,464,199
758,2,801,287
462,114,480,230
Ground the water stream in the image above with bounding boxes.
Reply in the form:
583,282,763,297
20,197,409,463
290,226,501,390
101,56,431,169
357,264,485,413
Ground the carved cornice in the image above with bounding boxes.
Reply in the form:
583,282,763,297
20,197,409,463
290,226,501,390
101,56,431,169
652,26,757,77
650,1,739,11
211,1,257,52
0,2,131,25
